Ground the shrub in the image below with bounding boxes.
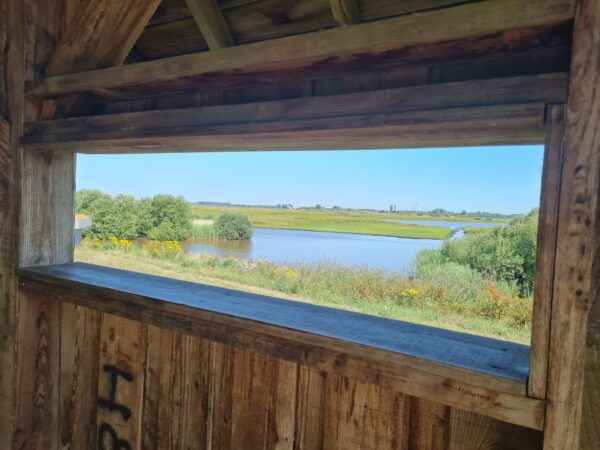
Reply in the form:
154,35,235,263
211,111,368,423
139,194,192,241
214,212,252,240
75,189,111,214
78,190,193,241
84,195,139,239
428,209,538,296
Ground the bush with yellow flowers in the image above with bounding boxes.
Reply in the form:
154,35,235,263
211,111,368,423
142,240,182,259
81,236,133,252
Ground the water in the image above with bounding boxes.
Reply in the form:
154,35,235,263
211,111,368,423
74,218,93,246
383,219,505,229
182,228,443,273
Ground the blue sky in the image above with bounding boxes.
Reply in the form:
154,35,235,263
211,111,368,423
77,146,544,215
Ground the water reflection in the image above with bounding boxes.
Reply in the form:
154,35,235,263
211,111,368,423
383,219,505,229
182,228,444,273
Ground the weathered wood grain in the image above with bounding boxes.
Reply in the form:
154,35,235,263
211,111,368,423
45,0,162,76
31,301,545,450
543,0,600,449
24,102,548,153
25,0,575,100
185,0,235,50
42,0,163,118
142,325,210,449
58,303,101,450
97,314,146,450
448,409,543,450
24,73,567,142
137,17,210,60
229,349,297,448
409,398,451,450
7,2,73,450
528,105,566,400
18,262,546,430
0,0,24,447
221,0,336,45
580,343,600,449
330,0,361,26
323,373,410,449
294,365,326,449
14,290,61,450
359,0,476,21
19,150,75,267
0,117,8,207
207,341,235,450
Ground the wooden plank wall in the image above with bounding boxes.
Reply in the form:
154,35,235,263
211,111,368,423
17,288,542,450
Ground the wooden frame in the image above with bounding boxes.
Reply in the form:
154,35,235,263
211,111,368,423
2,0,599,448
12,51,572,450
528,105,565,399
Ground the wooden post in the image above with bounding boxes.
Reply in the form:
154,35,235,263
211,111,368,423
528,105,565,399
0,0,25,448
543,0,600,449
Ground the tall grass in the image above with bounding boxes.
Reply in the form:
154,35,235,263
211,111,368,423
189,224,217,239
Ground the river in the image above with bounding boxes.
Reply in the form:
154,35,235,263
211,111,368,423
77,219,504,273
183,228,445,273
383,219,505,229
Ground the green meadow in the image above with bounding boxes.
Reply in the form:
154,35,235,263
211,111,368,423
189,205,484,239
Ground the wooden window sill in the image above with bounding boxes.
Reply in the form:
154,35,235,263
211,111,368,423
18,262,544,430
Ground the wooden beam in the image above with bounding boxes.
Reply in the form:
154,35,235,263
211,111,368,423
543,0,600,448
24,73,567,150
45,0,162,76
185,0,235,50
528,105,565,400
25,0,575,101
330,0,361,26
22,98,548,153
0,0,25,447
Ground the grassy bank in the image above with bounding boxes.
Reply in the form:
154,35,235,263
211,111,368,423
192,206,455,239
75,240,531,343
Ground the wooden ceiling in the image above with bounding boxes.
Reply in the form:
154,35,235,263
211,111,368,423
135,0,478,61
22,0,576,151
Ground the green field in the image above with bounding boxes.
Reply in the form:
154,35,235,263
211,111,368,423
190,205,494,239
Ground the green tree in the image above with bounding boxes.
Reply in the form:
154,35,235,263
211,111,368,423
75,189,111,214
84,195,140,239
142,194,192,241
214,212,252,240
438,209,539,295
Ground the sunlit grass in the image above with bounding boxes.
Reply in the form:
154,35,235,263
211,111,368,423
75,244,531,343
190,205,464,239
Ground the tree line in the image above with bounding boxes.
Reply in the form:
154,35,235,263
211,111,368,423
76,189,192,241
76,190,253,241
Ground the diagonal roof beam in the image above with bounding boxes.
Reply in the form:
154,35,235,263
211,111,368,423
329,0,361,26
42,0,162,117
185,0,235,50
26,0,575,102
46,0,163,77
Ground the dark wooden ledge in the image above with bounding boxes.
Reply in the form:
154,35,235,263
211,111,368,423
18,262,544,430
